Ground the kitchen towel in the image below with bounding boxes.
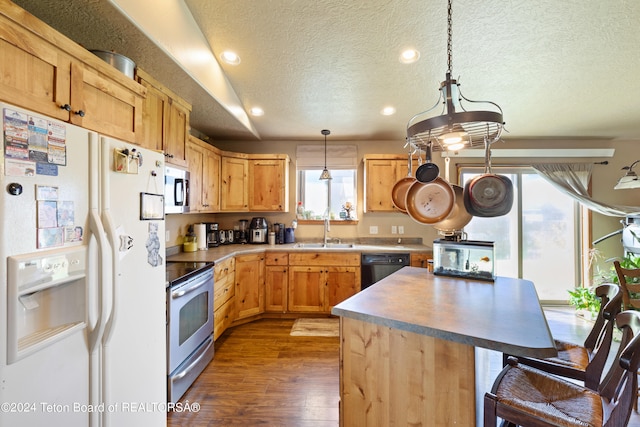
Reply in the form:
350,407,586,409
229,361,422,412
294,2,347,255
195,223,207,250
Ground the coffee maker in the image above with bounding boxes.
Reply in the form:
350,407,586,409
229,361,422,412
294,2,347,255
205,222,219,248
249,217,268,244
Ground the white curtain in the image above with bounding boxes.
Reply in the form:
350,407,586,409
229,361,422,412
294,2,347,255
532,163,640,217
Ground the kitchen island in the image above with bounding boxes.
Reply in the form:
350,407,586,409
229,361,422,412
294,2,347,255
331,266,556,426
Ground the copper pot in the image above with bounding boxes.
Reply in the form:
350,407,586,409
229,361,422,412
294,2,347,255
405,178,455,224
433,185,472,232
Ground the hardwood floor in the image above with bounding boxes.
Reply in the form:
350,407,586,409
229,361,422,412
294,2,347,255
168,310,640,426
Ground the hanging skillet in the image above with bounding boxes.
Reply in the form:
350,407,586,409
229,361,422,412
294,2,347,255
463,139,514,217
433,158,472,232
391,148,416,213
415,143,440,183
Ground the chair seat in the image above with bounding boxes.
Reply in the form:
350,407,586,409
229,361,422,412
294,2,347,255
546,339,590,370
495,363,603,426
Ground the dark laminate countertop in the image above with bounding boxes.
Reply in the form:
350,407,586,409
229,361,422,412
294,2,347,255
331,266,557,358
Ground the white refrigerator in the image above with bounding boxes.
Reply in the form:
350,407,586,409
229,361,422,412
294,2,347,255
0,102,167,427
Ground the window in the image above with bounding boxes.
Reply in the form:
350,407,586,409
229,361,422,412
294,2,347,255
460,166,581,302
296,145,358,221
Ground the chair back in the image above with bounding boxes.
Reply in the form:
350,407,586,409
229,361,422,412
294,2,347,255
584,284,623,354
614,260,640,310
598,310,640,426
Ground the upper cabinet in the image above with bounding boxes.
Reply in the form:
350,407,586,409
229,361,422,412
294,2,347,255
364,155,417,212
220,153,249,212
186,136,221,213
136,68,191,167
0,3,145,144
248,155,290,212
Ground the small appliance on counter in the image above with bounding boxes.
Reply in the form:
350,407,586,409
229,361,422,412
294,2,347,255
238,219,249,244
205,223,219,248
432,239,495,281
274,223,285,244
249,217,268,244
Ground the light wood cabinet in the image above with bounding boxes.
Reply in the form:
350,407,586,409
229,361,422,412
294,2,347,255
288,253,360,313
0,5,145,144
186,136,221,212
363,155,418,212
136,68,191,166
213,257,235,340
265,252,288,313
411,252,433,270
248,156,290,212
234,253,265,320
221,154,249,211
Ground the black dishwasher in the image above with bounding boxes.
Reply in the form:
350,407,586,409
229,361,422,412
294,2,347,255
361,253,410,290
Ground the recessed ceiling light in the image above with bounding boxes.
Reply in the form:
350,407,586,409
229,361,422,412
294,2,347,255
250,107,264,117
399,48,420,64
381,106,396,116
220,50,241,65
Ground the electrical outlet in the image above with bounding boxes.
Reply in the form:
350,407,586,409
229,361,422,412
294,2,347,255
398,226,405,235
391,225,398,234
166,230,170,242
369,226,378,235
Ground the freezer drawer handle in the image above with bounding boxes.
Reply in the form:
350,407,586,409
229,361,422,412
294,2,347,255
172,336,213,381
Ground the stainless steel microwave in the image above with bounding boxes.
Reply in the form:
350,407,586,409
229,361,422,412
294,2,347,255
164,166,190,214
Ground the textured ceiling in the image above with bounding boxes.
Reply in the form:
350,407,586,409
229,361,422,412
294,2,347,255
10,0,640,143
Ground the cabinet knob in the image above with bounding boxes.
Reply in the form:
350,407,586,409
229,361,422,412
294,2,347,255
60,104,71,111
164,153,174,158
75,110,85,117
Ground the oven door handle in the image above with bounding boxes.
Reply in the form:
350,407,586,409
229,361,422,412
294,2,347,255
172,336,213,381
171,275,212,299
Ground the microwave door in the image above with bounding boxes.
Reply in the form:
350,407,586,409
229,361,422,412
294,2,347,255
175,178,184,206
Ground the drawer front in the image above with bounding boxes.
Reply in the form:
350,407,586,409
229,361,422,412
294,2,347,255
214,273,235,311
213,297,235,341
265,252,288,266
289,252,360,266
214,257,235,280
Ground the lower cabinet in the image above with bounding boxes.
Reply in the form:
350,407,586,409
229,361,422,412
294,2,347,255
213,257,235,340
411,252,433,270
265,252,288,313
288,253,360,313
234,253,265,320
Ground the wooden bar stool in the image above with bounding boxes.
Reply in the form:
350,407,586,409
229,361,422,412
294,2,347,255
484,310,640,427
504,283,622,390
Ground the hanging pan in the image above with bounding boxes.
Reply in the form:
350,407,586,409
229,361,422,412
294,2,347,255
463,140,514,217
433,157,472,232
391,149,416,213
414,143,440,183
405,176,455,225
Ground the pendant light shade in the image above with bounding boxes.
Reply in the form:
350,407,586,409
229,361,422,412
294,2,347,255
407,0,504,151
319,129,332,180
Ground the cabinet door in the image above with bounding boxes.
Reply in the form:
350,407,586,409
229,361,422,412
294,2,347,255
202,148,221,212
248,159,288,211
221,156,248,211
69,62,144,144
265,266,288,313
164,99,189,167
325,266,360,311
288,266,324,312
137,78,168,152
186,140,204,211
0,19,71,121
235,254,265,319
365,159,399,212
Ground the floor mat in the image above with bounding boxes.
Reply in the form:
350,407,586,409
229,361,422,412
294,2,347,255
290,318,339,337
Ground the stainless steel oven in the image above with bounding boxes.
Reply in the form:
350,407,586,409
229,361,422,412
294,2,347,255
166,262,214,402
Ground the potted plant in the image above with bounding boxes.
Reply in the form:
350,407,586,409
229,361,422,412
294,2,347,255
567,286,600,320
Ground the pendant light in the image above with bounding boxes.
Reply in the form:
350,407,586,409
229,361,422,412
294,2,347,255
407,0,504,151
614,160,640,189
319,129,332,180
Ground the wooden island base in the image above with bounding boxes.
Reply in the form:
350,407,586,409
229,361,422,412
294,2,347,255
340,317,475,426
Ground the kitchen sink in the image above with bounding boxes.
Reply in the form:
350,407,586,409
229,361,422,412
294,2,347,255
293,243,355,249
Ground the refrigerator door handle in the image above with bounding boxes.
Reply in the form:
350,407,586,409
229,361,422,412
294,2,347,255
87,209,112,353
